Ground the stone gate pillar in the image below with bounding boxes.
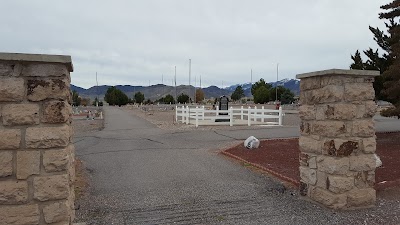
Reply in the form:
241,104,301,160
296,69,380,209
0,53,75,224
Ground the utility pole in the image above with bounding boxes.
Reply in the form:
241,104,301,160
189,59,191,103
276,63,279,104
194,75,196,103
174,66,177,105
251,69,252,84
96,72,99,107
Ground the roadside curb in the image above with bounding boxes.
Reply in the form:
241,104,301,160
220,149,300,187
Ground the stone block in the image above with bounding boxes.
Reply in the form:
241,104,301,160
21,63,69,77
312,121,347,137
315,105,327,120
300,121,312,135
0,204,39,225
299,182,308,196
323,139,358,157
324,104,356,120
349,154,377,172
362,137,376,153
316,171,328,188
344,83,375,102
299,152,310,166
352,120,375,137
0,180,28,204
0,204,40,225
43,201,70,223
2,104,39,126
308,156,317,169
327,175,354,193
17,151,40,180
0,62,22,76
43,148,70,172
354,171,374,188
0,77,25,102
300,166,317,185
42,100,72,123
308,85,344,104
299,105,316,120
347,188,376,208
310,187,347,209
33,175,70,201
364,101,377,118
300,77,321,91
0,129,21,149
320,75,345,86
299,136,321,154
0,151,13,177
25,125,71,149
27,78,70,102
317,156,349,175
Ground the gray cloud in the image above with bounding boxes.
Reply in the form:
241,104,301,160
2,0,385,88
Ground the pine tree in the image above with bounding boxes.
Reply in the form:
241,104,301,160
350,50,365,70
379,0,400,117
231,86,245,101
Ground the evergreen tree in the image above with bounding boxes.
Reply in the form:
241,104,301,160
72,90,81,106
350,50,365,70
270,86,295,104
104,87,129,106
253,86,270,104
231,86,245,101
177,93,189,103
134,92,145,104
163,94,175,104
251,78,272,96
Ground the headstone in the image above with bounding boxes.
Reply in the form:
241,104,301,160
216,95,230,122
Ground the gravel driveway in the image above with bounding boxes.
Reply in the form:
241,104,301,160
74,106,400,225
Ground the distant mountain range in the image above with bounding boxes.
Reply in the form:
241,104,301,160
71,79,300,101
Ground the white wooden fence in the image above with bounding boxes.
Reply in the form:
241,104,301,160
175,105,283,127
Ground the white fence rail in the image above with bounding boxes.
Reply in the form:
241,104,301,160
176,105,283,127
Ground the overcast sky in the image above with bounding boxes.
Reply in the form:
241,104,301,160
2,1,386,88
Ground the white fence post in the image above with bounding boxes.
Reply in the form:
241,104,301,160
240,106,244,120
279,106,283,125
175,105,178,122
248,106,251,126
230,107,233,126
254,106,257,122
216,105,219,116
261,106,265,123
202,106,205,120
186,106,190,124
181,106,185,123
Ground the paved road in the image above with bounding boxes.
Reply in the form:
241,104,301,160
74,107,400,225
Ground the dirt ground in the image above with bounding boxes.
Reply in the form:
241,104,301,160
223,132,400,192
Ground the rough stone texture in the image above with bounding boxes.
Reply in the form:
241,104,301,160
2,104,40,126
0,77,25,102
0,181,28,204
300,166,317,185
33,175,70,201
353,120,375,137
349,154,377,172
0,151,13,177
299,136,321,154
298,70,378,209
324,104,356,120
317,156,349,175
0,129,21,149
310,187,347,209
344,83,375,102
312,121,347,137
347,188,376,208
22,63,69,77
0,55,74,225
27,78,70,102
362,137,377,153
0,204,40,225
43,148,69,172
42,100,72,124
16,151,40,180
299,105,315,120
25,125,71,149
43,201,69,223
327,176,354,194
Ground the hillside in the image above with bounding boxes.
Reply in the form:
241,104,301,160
71,79,300,101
